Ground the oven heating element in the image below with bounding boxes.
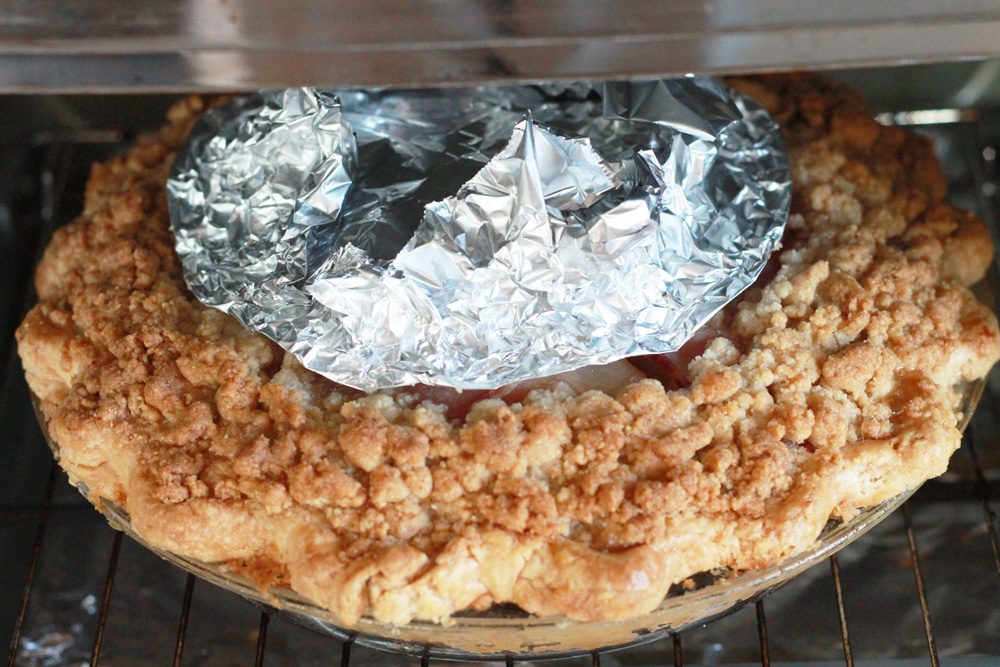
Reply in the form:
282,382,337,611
2,109,1000,667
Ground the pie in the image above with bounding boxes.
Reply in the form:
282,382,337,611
16,73,1000,627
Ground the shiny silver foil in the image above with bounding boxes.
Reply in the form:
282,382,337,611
167,80,790,391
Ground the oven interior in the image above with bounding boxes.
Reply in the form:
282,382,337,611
4,21,1000,667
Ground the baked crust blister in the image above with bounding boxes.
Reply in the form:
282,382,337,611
16,74,1000,627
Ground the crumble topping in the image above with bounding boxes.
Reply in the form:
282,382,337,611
17,74,1000,626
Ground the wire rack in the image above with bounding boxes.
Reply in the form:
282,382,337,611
2,110,1000,667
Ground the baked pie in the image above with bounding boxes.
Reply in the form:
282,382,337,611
17,73,1000,627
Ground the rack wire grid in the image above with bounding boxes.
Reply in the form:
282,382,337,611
1,102,999,667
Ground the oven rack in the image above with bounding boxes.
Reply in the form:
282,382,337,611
1,109,1000,666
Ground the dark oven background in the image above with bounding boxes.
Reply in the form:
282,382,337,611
2,68,1000,666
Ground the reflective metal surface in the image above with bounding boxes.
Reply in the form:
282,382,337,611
6,1,1000,91
167,81,789,390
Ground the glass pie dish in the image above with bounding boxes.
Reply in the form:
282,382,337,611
30,374,986,661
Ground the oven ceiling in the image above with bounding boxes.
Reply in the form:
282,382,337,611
4,0,1000,91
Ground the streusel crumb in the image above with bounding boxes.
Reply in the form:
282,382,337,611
17,73,1000,625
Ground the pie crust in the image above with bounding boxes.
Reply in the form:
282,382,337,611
17,73,1000,626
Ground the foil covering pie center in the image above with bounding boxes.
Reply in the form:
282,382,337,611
167,80,791,391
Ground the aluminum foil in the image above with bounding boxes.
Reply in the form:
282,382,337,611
167,79,790,391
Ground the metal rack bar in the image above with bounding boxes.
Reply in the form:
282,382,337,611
901,503,940,667
90,530,123,666
254,612,269,667
673,634,683,667
966,434,1000,584
829,554,854,667
756,600,770,667
171,574,196,667
341,632,356,667
4,463,56,667
591,650,600,666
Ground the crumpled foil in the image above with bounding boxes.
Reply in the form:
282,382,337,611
167,79,790,391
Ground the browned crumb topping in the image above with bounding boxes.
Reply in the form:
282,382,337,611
17,74,1000,626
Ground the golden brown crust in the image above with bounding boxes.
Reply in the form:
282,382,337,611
17,74,1000,626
